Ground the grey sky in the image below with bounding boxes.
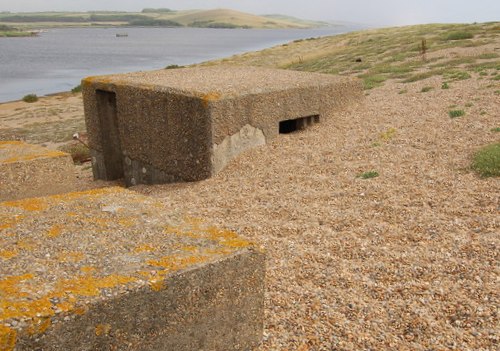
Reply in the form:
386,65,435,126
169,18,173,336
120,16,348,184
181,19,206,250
0,1,498,25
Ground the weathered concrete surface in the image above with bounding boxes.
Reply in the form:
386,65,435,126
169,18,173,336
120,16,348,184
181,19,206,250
0,141,77,201
0,187,265,351
82,66,362,186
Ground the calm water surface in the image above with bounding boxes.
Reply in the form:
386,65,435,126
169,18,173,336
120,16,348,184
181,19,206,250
0,26,359,103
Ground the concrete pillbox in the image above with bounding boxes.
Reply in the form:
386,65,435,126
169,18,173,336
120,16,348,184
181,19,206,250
82,66,362,186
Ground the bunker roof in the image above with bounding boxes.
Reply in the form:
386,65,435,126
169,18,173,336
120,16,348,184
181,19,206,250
83,65,347,98
0,187,256,337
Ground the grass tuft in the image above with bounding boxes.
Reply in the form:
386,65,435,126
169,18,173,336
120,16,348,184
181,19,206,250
449,110,465,118
22,94,38,103
357,171,379,179
421,86,433,92
491,127,500,132
442,82,450,89
471,143,500,177
58,143,91,164
445,31,474,40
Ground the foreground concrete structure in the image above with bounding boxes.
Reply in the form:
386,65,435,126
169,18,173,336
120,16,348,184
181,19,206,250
0,187,265,350
83,66,362,186
0,141,77,201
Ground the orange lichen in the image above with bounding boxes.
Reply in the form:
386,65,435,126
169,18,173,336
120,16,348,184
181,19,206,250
80,266,96,274
2,150,67,164
2,198,47,212
181,245,198,253
201,91,221,107
55,300,75,313
149,279,165,292
56,273,137,297
0,215,23,230
16,239,35,251
0,297,54,320
0,274,33,296
0,249,18,260
205,226,252,248
0,141,24,147
57,251,85,263
27,317,52,335
134,244,155,253
147,254,209,271
0,324,16,351
95,324,112,336
47,225,62,238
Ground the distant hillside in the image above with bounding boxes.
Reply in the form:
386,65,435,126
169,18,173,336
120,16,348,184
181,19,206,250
263,14,332,28
0,9,329,29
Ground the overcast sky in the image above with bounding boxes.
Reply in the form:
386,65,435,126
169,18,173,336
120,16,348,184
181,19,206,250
1,0,499,25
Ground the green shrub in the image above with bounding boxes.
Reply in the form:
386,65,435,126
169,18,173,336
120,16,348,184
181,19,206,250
421,86,433,92
491,127,500,132
165,64,182,69
449,110,465,118
442,82,450,89
471,143,500,177
58,143,90,164
357,171,379,179
445,31,474,40
22,94,38,103
360,74,386,89
71,84,82,93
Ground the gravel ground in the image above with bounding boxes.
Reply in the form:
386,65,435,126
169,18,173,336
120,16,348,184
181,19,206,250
131,72,499,350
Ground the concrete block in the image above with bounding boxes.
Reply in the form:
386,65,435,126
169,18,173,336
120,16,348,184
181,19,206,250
0,141,77,201
82,66,362,186
0,187,264,351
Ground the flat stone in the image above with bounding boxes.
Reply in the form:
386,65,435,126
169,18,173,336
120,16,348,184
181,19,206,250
0,141,77,201
0,187,265,350
82,66,362,186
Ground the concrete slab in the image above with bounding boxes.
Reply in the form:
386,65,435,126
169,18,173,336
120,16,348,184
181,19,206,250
0,187,265,350
82,66,362,186
0,141,77,201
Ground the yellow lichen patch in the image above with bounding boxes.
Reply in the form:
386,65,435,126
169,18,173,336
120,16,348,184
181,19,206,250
118,218,135,227
0,297,54,321
0,249,18,260
80,266,96,274
0,141,24,147
0,215,23,230
149,279,165,292
0,324,16,351
181,245,198,253
58,251,85,263
2,150,67,164
56,273,137,297
16,239,36,251
147,254,209,271
2,198,47,212
47,224,62,238
201,91,221,107
27,317,51,335
55,300,75,313
164,225,184,236
0,274,34,296
205,226,252,248
95,324,112,336
134,244,155,253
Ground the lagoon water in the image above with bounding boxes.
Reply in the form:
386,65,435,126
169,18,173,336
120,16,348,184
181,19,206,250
0,26,358,103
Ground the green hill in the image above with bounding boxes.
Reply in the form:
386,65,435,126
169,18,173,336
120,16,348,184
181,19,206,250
0,9,328,29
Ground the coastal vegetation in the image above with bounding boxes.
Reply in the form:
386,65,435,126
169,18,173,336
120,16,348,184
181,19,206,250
0,24,35,37
204,22,499,91
0,9,328,30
